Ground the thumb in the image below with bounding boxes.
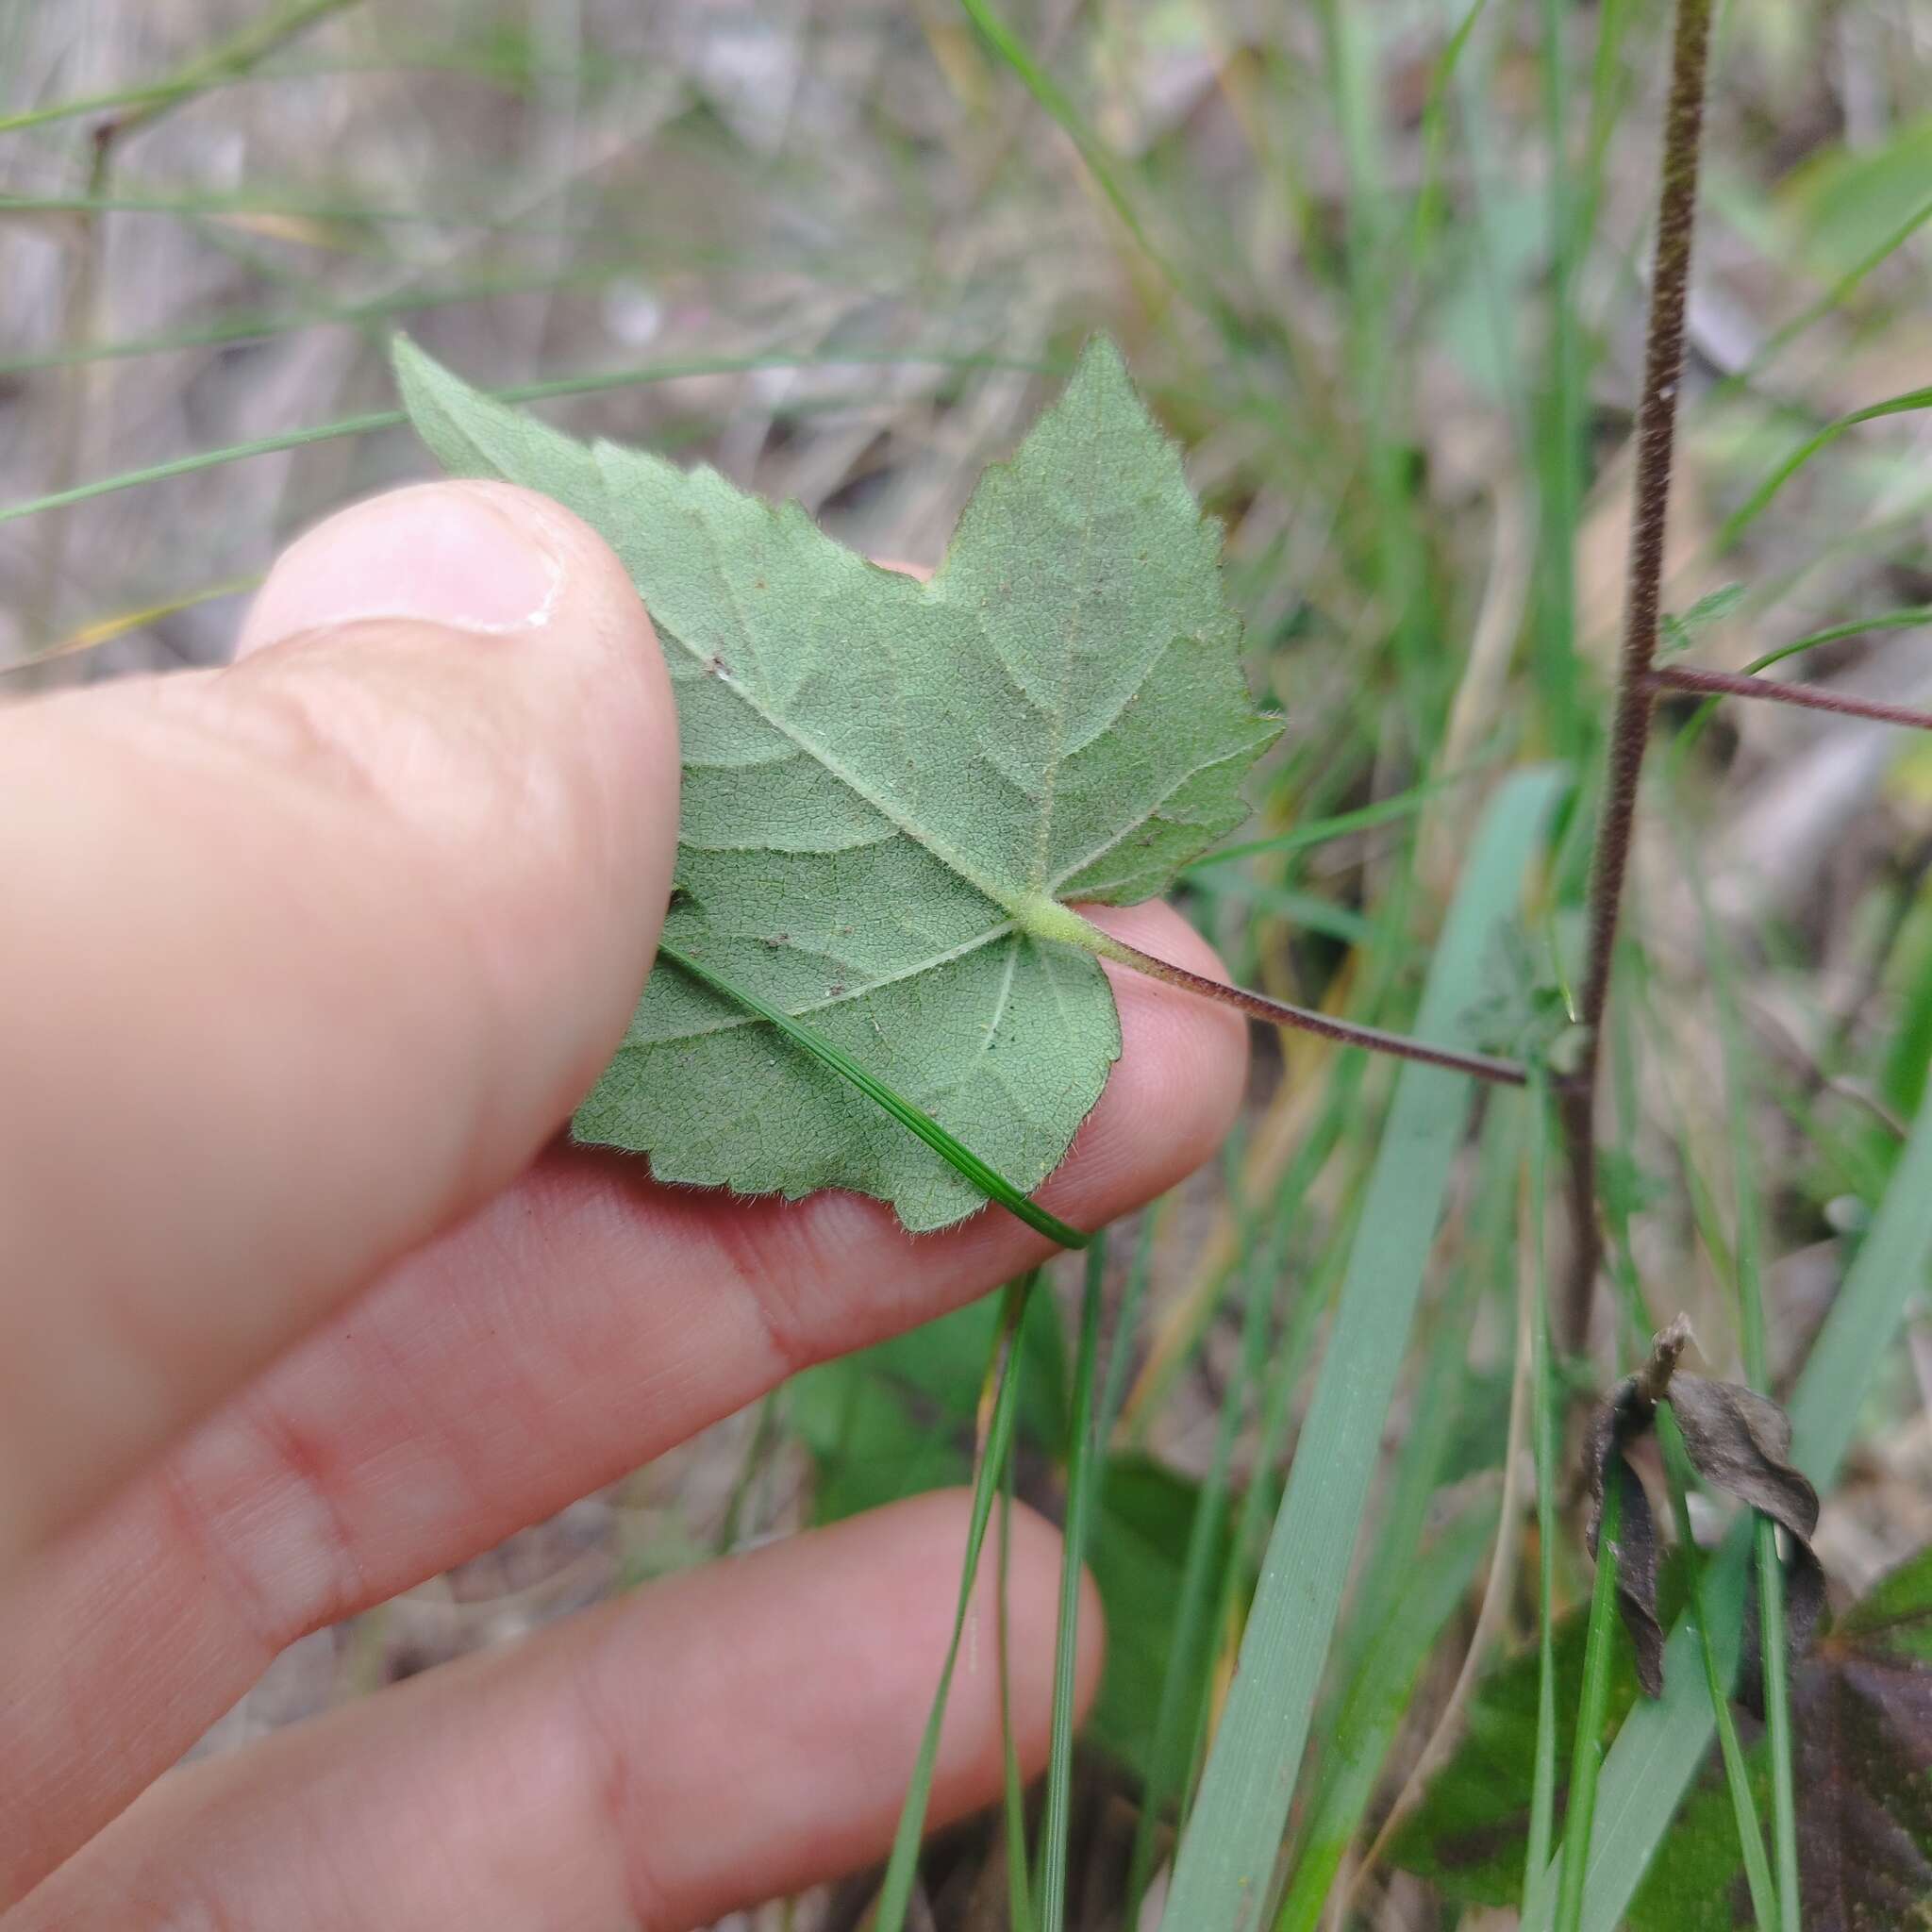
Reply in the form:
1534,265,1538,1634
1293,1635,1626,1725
0,481,678,1564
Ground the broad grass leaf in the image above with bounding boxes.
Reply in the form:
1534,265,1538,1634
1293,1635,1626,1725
395,336,1278,1229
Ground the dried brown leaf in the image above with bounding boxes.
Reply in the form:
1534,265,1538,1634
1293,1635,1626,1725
1585,1319,1826,1703
1667,1373,1827,1704
1587,1362,1668,1698
1666,1374,1819,1545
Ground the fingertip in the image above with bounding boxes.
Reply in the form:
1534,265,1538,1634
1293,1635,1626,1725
239,479,637,660
225,478,682,1111
233,480,682,976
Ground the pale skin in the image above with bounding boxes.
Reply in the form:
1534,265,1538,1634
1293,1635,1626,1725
0,482,1247,1929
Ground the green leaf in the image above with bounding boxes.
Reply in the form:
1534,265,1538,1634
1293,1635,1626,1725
395,335,1278,1231
1658,583,1746,656
1628,1541,1932,1932
1084,1453,1237,1786
1390,1557,1694,1907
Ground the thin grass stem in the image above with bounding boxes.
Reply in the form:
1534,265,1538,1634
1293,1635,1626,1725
1657,1407,1779,1929
1122,1194,1274,1923
0,350,1080,528
874,1276,1032,1932
1553,1474,1624,1932
1677,792,1801,1931
1524,1071,1562,1906
1038,1237,1106,1932
996,1463,1040,1932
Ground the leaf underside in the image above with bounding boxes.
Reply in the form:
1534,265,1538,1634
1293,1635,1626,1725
395,337,1277,1228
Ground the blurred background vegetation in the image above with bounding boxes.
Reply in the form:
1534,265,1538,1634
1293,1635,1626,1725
7,1,1932,1926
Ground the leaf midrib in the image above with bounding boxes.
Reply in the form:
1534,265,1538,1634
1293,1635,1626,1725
645,491,1023,914
652,470,1171,925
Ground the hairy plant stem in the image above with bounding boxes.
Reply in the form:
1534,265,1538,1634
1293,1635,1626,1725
1559,0,1715,1349
1651,662,1932,731
1082,928,1529,1088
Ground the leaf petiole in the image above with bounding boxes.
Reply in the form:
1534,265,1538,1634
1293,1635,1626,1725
1031,905,1528,1088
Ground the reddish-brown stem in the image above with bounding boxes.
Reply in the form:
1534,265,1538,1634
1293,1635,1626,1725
1092,936,1528,1088
1650,663,1932,732
1560,0,1715,1351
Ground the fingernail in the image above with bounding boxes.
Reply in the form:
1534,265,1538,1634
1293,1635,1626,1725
239,482,561,658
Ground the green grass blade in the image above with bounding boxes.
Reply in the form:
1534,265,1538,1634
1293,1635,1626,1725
953,0,1175,291
1682,810,1802,1930
1524,1072,1561,1904
0,0,359,139
1537,0,1588,753
1124,1210,1279,1923
874,1277,1032,1932
1552,1475,1624,1932
1520,1089,1932,1930
1191,1175,1376,1919
1095,1207,1161,1446
1788,1083,1932,1484
1272,1502,1497,1932
1332,1091,1523,1685
1183,874,1390,952
1657,1406,1779,1929
997,1467,1040,1932
1410,0,1495,252
1120,1067,1363,1439
0,349,1075,528
663,947,1089,1250
0,408,408,526
1038,1239,1107,1932
1754,1521,1796,1925
1181,763,1496,871
1718,384,1932,550
1157,765,1564,1932
0,187,614,231
0,264,639,380
1735,189,1932,388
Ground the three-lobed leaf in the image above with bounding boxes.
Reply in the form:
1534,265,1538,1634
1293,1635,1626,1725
395,336,1276,1228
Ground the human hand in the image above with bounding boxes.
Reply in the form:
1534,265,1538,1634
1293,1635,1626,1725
0,482,1245,1928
